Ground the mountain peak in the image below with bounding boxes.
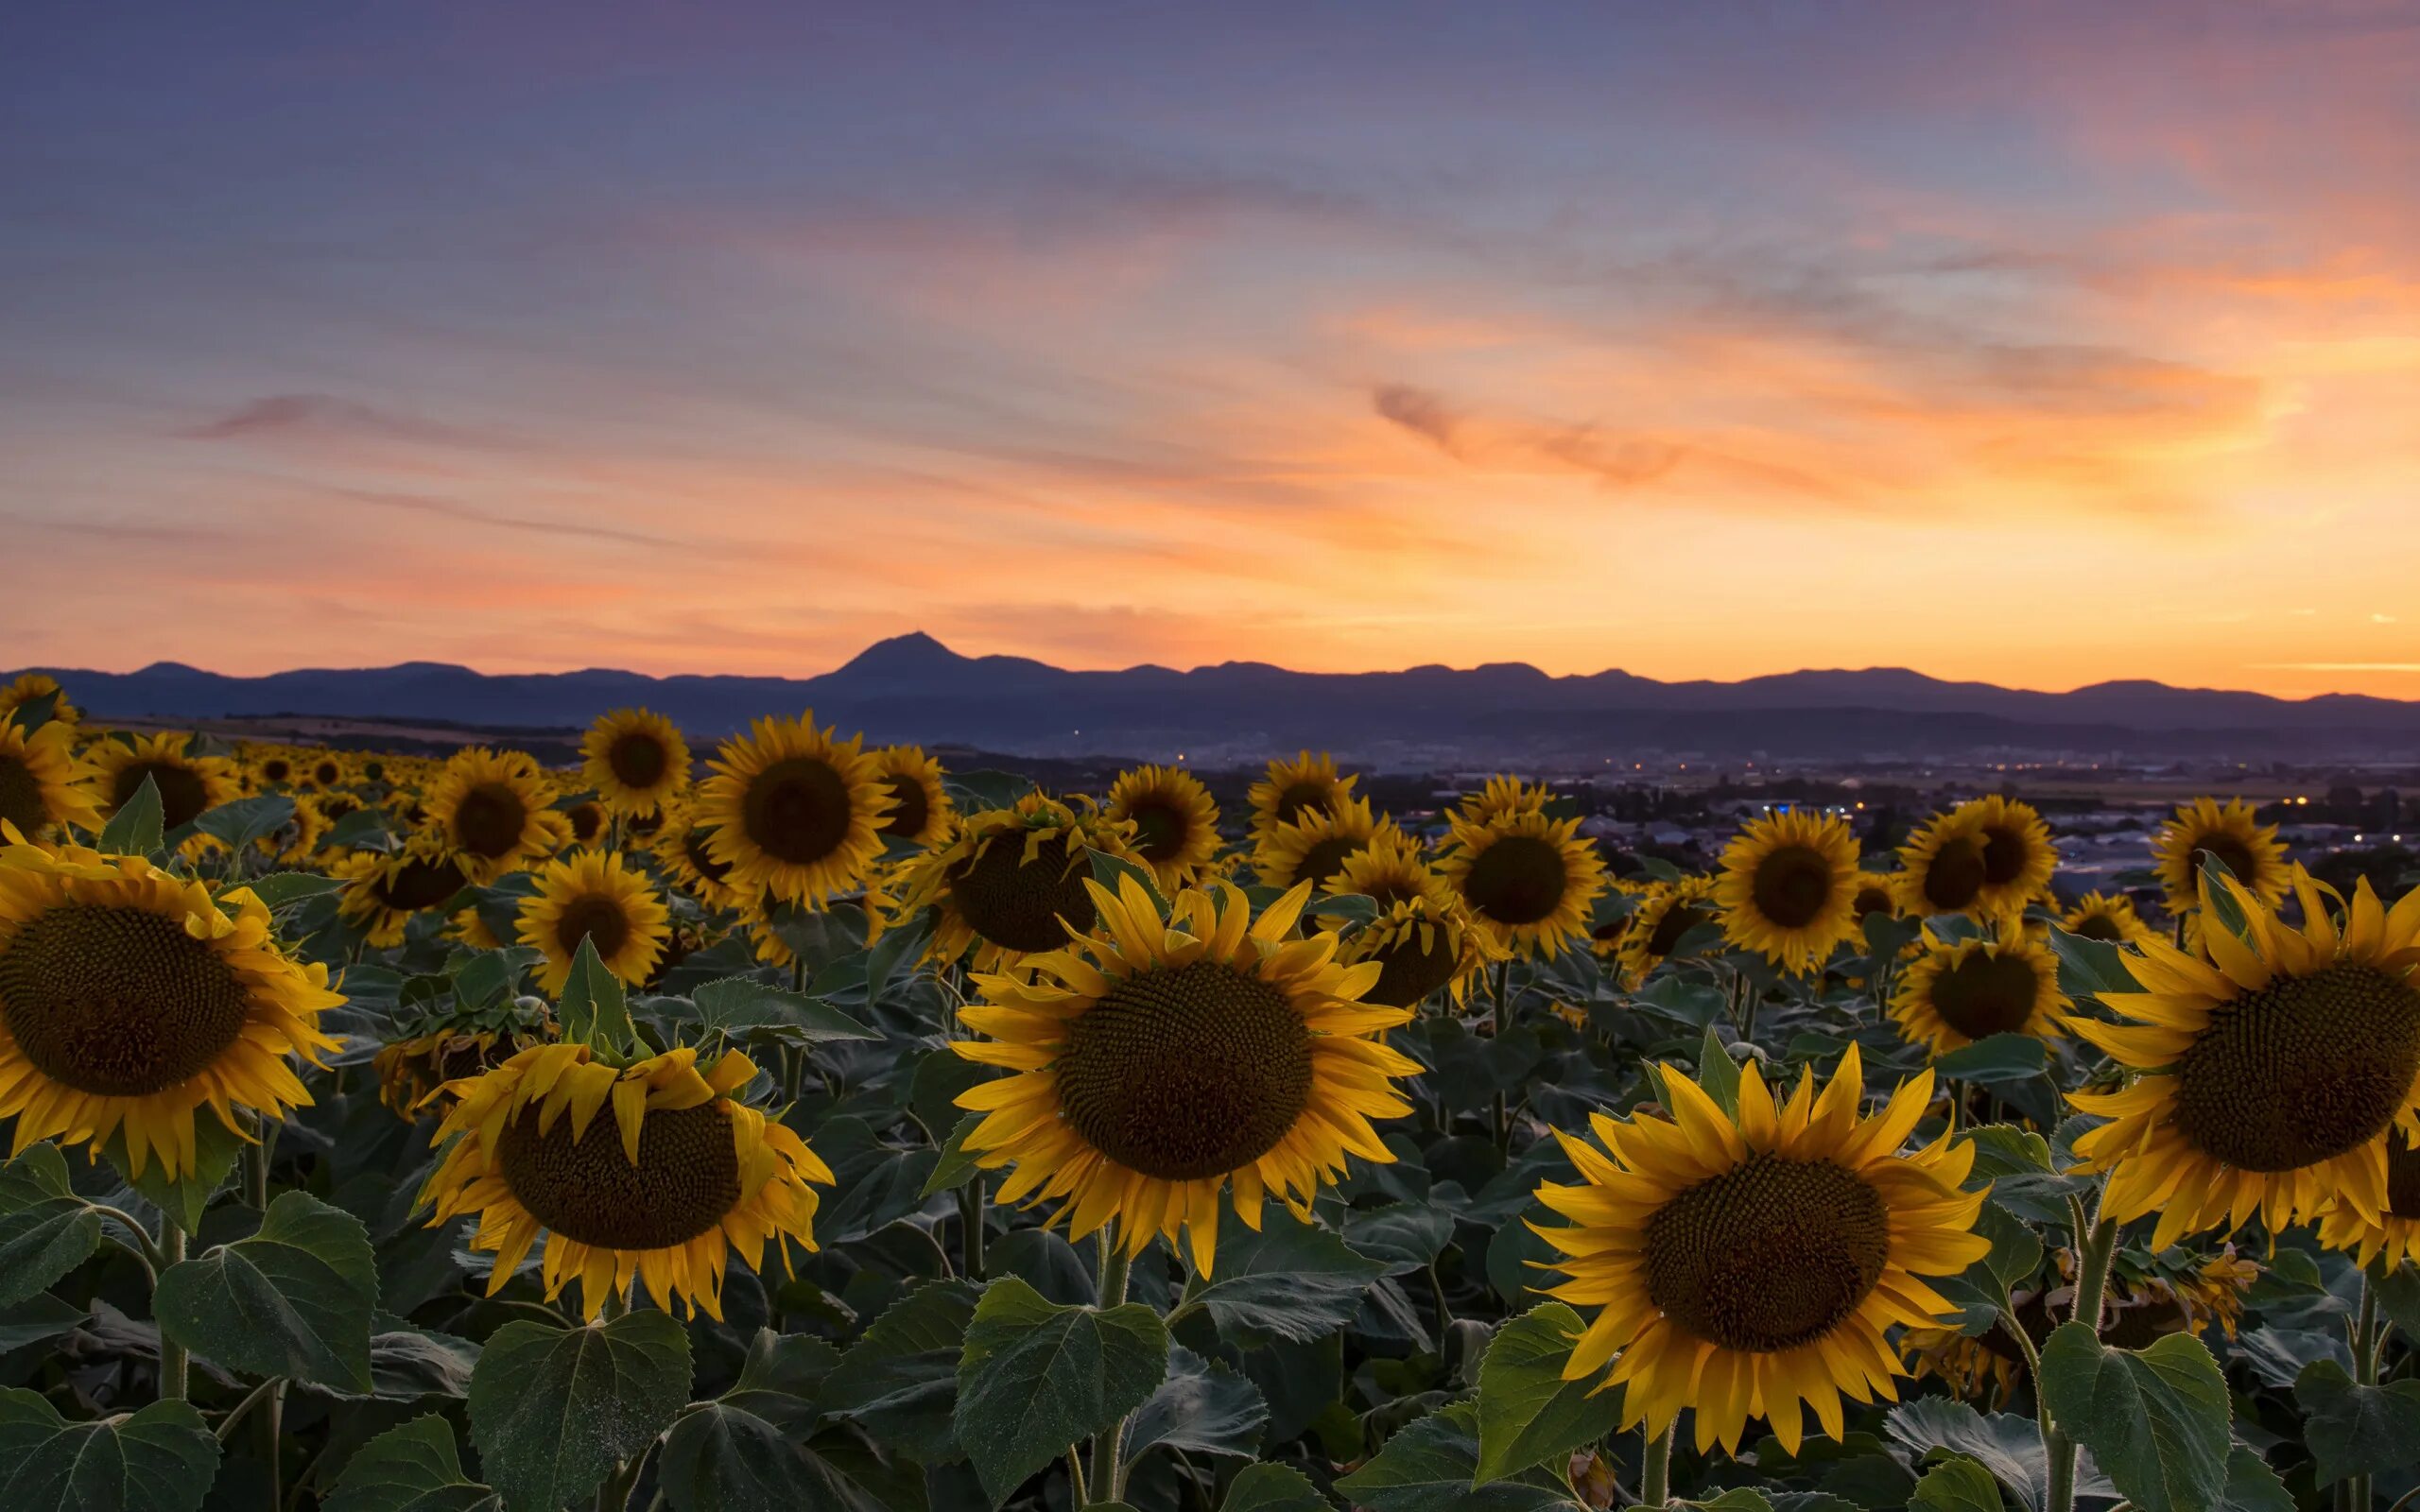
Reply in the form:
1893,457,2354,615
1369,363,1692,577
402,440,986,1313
838,632,965,674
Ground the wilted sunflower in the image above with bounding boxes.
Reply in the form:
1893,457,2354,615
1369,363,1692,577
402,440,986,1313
696,714,890,906
0,720,102,844
87,732,239,834
1533,1045,1989,1455
1247,751,1356,840
373,1014,555,1119
2067,866,2420,1250
898,793,1139,971
2152,798,2289,916
1714,811,1863,974
580,708,691,817
1254,794,1396,894
1329,831,1487,1008
516,851,671,996
1616,875,1720,987
1892,805,1997,920
424,747,557,883
2059,891,2154,947
651,804,744,910
1439,808,1607,961
868,744,954,848
0,674,78,728
1456,775,1553,827
335,839,474,948
1104,764,1220,890
422,1043,830,1318
1889,928,2068,1056
0,840,343,1177
953,876,1418,1273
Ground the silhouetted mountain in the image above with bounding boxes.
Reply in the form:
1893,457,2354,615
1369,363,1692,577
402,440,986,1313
20,634,2420,763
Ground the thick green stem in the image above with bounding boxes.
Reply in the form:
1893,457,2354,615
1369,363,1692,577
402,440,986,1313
958,1184,986,1277
1085,1231,1135,1505
1490,961,1513,1148
1640,1420,1675,1508
159,1224,189,1402
259,1378,286,1508
2351,1267,2383,1512
2047,1211,2119,1512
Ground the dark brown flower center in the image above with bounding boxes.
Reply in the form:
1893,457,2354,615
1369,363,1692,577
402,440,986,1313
1368,926,1460,1008
553,895,632,963
1750,845,1835,930
949,832,1095,952
113,760,211,831
261,758,292,783
2173,962,2420,1173
1928,951,2044,1040
2071,910,2127,943
1981,825,2033,886
1289,835,1364,893
1853,885,1894,919
1921,837,1987,913
2387,1126,2420,1219
1462,834,1568,926
313,760,342,787
568,804,605,844
878,774,931,840
496,1101,739,1249
453,782,530,860
0,903,252,1095
0,752,49,839
1273,780,1332,827
2193,835,2260,888
1125,797,1190,862
682,828,734,884
607,732,669,790
1054,959,1313,1179
1646,902,1710,958
741,757,853,864
1644,1154,1891,1352
379,854,469,913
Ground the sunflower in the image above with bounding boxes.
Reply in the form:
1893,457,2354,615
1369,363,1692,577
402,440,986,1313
1254,795,1396,894
0,720,102,844
580,708,690,818
1329,831,1488,1008
516,851,672,996
2059,891,2155,948
562,799,608,850
1104,764,1220,890
1616,875,1720,986
1438,808,1607,961
0,674,78,728
1533,1045,1989,1454
2152,798,2290,916
1247,751,1357,840
695,714,890,907
86,732,238,834
0,840,343,1177
868,744,954,848
651,804,744,910
421,1043,830,1318
302,752,352,791
1889,928,2068,1056
1892,805,1998,920
424,747,557,883
1713,812,1863,974
373,1018,555,1119
261,792,333,866
335,838,474,948
2316,1124,2420,1269
1950,796,2058,916
1850,872,1900,924
952,876,1418,1273
897,793,1140,971
2066,866,2420,1250
1456,776,1552,827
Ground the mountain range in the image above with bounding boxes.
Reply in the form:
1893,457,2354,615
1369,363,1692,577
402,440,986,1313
19,633,2420,764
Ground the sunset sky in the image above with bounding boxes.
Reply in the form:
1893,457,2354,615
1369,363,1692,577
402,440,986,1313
5,3,2418,696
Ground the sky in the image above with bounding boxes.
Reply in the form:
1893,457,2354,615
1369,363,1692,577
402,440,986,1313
5,3,2418,698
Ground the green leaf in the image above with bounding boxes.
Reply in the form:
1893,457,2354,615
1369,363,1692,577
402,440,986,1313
1695,1026,1741,1115
321,1415,501,1512
2198,853,2253,942
2038,1324,2231,1512
1474,1301,1624,1485
922,1111,987,1197
556,936,635,1055
100,774,164,854
344,1320,482,1400
0,1141,76,1211
1,686,60,733
1909,1456,2003,1512
1182,1210,1388,1346
1975,1202,2044,1291
104,1113,245,1233
1333,1401,1574,1510
820,1279,979,1463
194,794,296,853
233,871,344,909
0,1194,102,1308
1932,1034,2048,1085
689,976,878,1042
154,1190,378,1390
2217,1447,2291,1512
814,1114,942,1244
0,1387,219,1512
1085,847,1168,913
1126,1345,1268,1467
953,1274,1169,1506
2045,924,2137,1003
1344,1202,1455,1277
1885,1400,2080,1512
466,1311,693,1512
655,1402,802,1512
2292,1358,2420,1486
0,1293,87,1353
1219,1462,1330,1512
863,906,936,1008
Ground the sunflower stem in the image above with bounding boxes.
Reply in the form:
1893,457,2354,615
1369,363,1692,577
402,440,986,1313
2350,1266,2382,1512
1490,960,1513,1149
958,1183,985,1277
159,1224,189,1402
2047,1209,2119,1512
1639,1420,1674,1508
1085,1230,1134,1504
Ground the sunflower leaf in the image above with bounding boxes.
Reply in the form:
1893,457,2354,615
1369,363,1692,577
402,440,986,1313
689,976,878,1043
1695,1026,1742,1114
1085,847,1169,914
1333,1400,1573,1510
466,1311,692,1512
557,936,635,1056
1931,1034,2048,1085
1124,1345,1268,1468
0,1294,87,1354
821,1278,980,1463
192,793,296,854
954,1274,1168,1507
99,774,165,855
102,1115,245,1234
321,1415,501,1512
233,871,345,910
1219,1461,1329,1512
1473,1301,1626,1485
2038,1324,2232,1512
0,1388,219,1512
1179,1210,1389,1347
2196,855,2255,946
0,1196,103,1308
2045,924,2137,1004
2292,1358,2420,1486
1908,1456,2003,1512
154,1190,379,1391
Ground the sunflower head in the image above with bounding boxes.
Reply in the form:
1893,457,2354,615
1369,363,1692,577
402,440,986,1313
901,793,1141,970
373,1007,556,1120
1104,764,1220,890
1892,804,2004,921
581,708,691,818
335,836,475,948
953,875,1416,1273
303,752,351,791
424,747,557,884
87,732,239,834
1533,1044,1989,1455
1439,808,1607,961
695,713,890,906
0,674,78,729
1247,751,1356,839
1714,811,1863,974
2068,865,2420,1249
0,840,343,1177
1941,796,2058,915
2318,1122,2420,1269
2059,891,2153,947
1254,794,1394,895
0,720,102,844
423,1042,831,1318
1890,927,2069,1056
516,850,672,997
1850,871,1900,923
2152,798,2290,914
1328,832,1487,1008
866,744,954,848
650,802,743,908
1456,775,1553,828
1616,875,1720,986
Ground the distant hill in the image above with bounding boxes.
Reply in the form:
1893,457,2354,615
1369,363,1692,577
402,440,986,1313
19,632,2420,764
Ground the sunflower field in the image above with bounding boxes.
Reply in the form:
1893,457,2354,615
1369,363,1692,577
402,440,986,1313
3,668,2418,1512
